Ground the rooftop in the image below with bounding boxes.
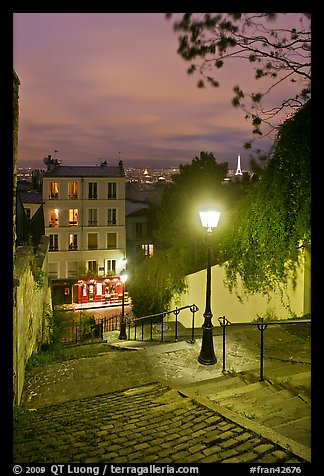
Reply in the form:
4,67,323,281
18,190,43,204
43,165,125,178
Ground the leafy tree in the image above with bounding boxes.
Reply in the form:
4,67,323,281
128,248,188,317
219,99,311,296
154,151,229,271
166,13,311,153
129,152,228,315
128,151,255,315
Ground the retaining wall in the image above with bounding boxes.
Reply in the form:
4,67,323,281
13,236,53,405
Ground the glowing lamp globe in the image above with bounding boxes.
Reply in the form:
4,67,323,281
120,273,128,284
199,210,221,232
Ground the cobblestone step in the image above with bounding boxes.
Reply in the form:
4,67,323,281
178,369,311,449
16,325,311,463
13,381,310,464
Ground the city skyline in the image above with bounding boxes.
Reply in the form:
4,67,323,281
13,13,304,170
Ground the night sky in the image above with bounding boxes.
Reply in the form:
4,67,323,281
13,13,306,170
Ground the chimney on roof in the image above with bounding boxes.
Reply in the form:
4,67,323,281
32,170,43,191
53,150,62,167
43,154,61,171
43,154,53,171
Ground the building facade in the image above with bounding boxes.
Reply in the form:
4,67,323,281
42,159,127,302
125,199,154,266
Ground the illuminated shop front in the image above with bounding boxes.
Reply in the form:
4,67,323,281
77,276,128,305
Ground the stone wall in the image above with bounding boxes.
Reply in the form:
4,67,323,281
13,70,20,257
13,236,53,405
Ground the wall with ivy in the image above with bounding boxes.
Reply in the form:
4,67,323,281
13,236,53,405
170,248,310,328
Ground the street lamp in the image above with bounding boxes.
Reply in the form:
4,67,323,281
198,209,221,365
118,271,128,340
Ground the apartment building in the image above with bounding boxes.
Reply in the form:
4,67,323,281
125,199,154,265
42,158,127,303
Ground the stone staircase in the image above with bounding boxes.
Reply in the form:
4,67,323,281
109,334,311,451
176,364,311,448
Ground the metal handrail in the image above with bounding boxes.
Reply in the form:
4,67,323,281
129,304,199,343
218,316,311,381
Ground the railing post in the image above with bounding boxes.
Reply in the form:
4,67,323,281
218,316,230,373
141,319,144,341
134,319,137,341
173,307,180,342
150,316,153,341
161,314,164,342
257,318,268,381
189,304,199,343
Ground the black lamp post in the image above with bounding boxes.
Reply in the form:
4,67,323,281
198,210,221,365
118,272,128,340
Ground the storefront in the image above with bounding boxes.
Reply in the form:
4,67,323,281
77,276,128,305
51,279,76,305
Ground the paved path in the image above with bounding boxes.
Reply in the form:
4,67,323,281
14,324,311,465
14,381,307,464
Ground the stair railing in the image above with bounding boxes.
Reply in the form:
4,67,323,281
218,316,311,381
128,304,199,343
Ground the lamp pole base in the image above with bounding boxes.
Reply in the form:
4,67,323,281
118,317,127,340
198,325,217,365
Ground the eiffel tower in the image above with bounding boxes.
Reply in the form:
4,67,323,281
235,154,243,175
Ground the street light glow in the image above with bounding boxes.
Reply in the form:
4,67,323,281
199,210,221,232
120,273,128,284
118,270,128,340
197,208,220,365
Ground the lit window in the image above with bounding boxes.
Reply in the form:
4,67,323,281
69,209,78,226
49,182,59,199
68,182,78,199
142,243,154,257
49,209,59,227
68,234,78,250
